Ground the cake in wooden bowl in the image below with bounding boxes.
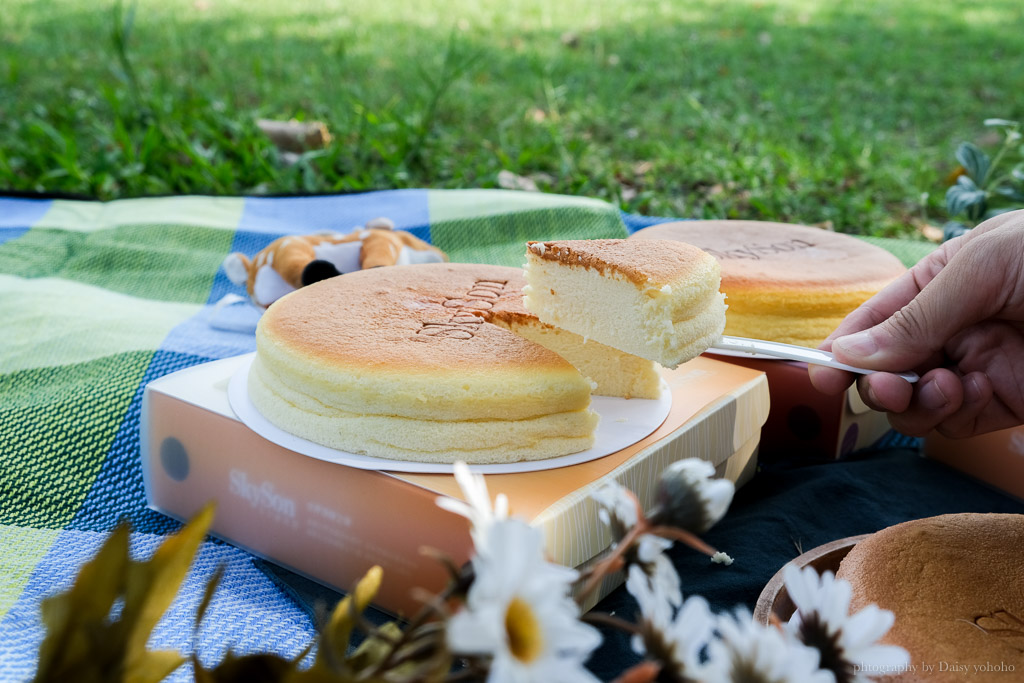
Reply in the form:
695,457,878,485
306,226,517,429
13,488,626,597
835,513,1024,682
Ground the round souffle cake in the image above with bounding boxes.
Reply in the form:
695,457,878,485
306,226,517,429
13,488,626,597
629,220,907,347
835,513,1024,682
249,262,599,464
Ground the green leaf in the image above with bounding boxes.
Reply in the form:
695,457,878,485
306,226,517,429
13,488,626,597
126,650,187,683
313,566,383,674
120,504,215,677
35,525,131,681
346,621,403,672
33,509,214,683
994,186,1024,202
349,622,451,683
942,221,970,242
194,564,226,633
946,176,987,220
955,142,990,184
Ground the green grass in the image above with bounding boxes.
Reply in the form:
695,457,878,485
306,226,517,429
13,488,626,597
2,0,1023,236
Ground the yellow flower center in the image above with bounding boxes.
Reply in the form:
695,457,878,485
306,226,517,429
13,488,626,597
505,596,543,663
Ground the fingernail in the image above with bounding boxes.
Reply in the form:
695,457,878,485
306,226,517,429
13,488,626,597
834,331,879,359
919,379,948,410
964,375,983,403
865,384,881,408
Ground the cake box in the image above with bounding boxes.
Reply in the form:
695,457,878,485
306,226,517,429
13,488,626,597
705,354,892,460
141,354,769,615
924,428,1024,501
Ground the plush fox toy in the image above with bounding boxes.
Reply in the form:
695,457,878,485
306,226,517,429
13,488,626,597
222,217,447,308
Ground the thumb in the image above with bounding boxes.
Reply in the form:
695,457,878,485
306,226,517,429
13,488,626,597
831,244,1009,371
830,309,945,373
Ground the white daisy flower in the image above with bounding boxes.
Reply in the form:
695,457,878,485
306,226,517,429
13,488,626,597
626,565,713,679
634,534,683,609
592,482,682,608
436,460,509,547
447,518,602,683
784,565,910,682
653,458,735,533
592,481,639,539
711,551,734,565
702,608,835,683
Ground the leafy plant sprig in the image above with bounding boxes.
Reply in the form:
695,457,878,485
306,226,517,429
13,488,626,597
944,118,1024,240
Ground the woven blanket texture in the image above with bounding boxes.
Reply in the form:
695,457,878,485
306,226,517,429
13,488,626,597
0,189,937,680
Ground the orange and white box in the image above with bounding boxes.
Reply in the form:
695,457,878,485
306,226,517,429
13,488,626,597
925,428,1024,502
141,354,769,615
705,354,891,460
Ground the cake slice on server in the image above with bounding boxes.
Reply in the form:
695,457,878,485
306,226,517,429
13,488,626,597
522,239,727,369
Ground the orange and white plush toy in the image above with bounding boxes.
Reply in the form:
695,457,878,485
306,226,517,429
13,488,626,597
222,217,447,308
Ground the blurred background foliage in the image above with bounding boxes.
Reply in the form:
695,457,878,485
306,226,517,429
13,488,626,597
2,0,1023,236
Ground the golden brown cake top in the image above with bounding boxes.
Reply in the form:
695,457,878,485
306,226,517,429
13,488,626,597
836,513,1024,676
525,238,717,287
628,220,906,291
258,263,574,375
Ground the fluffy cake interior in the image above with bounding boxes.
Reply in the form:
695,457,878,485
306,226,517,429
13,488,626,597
523,240,726,369
489,315,662,400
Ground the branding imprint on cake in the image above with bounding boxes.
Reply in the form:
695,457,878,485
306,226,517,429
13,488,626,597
415,279,508,340
703,238,816,261
969,610,1024,653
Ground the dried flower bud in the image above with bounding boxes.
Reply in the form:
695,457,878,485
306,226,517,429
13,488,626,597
592,481,639,543
650,459,734,533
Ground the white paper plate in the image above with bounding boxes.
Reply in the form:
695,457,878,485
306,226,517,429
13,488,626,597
227,354,672,474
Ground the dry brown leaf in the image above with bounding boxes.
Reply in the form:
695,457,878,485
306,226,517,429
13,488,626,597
560,31,580,48
632,161,653,175
497,170,539,192
257,119,332,154
914,220,945,243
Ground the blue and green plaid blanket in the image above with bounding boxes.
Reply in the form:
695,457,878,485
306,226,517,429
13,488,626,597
0,189,941,680
0,189,682,680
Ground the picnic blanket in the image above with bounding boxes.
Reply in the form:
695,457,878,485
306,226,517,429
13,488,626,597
0,188,971,681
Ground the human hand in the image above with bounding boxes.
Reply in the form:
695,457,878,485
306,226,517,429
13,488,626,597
808,210,1024,437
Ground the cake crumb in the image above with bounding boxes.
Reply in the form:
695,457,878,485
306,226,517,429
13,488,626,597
711,551,734,565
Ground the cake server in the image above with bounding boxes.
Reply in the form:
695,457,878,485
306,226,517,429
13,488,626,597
709,335,920,383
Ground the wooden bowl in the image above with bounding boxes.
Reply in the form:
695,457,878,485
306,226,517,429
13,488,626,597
753,534,870,626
